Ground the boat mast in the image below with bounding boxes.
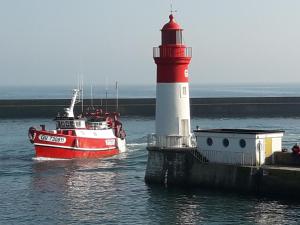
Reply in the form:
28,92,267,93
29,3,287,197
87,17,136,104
65,89,80,118
81,76,84,113
91,84,94,108
105,76,108,113
116,81,119,112
105,90,108,113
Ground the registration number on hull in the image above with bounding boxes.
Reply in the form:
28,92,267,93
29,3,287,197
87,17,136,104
39,134,67,143
105,139,116,146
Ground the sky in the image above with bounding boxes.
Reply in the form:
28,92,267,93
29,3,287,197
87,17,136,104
1,0,300,87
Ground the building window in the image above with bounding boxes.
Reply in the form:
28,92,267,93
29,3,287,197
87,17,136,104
223,138,229,147
206,137,213,146
240,139,246,148
181,86,187,98
182,87,187,95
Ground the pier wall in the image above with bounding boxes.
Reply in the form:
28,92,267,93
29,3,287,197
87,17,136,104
2,97,300,118
145,148,300,197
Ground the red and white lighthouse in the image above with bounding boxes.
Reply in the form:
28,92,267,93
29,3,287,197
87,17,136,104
153,14,192,148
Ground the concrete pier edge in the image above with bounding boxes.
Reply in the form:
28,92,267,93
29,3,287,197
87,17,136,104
145,148,300,198
2,97,300,118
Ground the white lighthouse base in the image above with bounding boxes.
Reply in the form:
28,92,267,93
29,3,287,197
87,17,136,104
147,133,196,149
155,83,191,138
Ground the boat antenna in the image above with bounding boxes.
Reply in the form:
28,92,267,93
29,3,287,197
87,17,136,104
105,90,108,113
115,81,119,112
105,76,108,113
76,74,83,114
81,74,84,113
90,84,94,108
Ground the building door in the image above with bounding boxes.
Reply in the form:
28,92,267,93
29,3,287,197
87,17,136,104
181,119,189,146
265,138,272,158
181,119,189,136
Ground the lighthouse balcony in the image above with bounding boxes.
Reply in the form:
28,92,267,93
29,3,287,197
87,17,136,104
153,46,192,58
147,133,196,149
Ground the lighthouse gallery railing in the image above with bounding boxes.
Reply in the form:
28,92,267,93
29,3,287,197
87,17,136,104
153,47,192,58
147,133,197,149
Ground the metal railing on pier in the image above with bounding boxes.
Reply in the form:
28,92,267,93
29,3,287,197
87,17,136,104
195,149,258,166
147,133,196,149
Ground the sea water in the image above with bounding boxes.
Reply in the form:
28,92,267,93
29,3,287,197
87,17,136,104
1,117,300,224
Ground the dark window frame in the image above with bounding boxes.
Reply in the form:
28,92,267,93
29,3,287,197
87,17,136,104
206,137,213,146
240,139,246,148
223,138,229,147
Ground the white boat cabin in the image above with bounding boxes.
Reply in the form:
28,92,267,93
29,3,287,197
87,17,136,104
55,117,110,130
194,129,284,166
55,117,85,129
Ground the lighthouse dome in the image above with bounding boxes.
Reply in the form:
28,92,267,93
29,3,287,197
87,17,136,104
162,14,182,30
161,14,183,45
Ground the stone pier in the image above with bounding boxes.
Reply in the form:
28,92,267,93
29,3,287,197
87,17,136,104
145,148,300,197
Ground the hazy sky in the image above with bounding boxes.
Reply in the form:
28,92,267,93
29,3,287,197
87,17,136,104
1,0,300,87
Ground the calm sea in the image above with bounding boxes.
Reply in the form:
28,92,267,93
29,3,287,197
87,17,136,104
1,83,300,99
1,117,300,224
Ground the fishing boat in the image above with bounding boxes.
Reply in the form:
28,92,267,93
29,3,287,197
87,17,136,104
28,89,126,159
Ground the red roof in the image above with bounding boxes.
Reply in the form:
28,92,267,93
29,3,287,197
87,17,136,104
162,14,182,30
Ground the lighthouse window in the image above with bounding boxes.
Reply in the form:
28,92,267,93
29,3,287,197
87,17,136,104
162,30,183,45
182,87,187,96
206,137,213,146
176,30,183,44
223,138,229,147
240,139,246,148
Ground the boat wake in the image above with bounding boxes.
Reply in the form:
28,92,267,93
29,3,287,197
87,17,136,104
32,157,71,161
126,142,147,152
126,142,147,147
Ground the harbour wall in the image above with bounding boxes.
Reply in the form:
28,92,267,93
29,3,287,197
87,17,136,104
145,149,300,197
1,97,300,118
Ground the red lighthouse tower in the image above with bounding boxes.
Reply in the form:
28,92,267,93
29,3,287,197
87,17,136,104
153,14,192,148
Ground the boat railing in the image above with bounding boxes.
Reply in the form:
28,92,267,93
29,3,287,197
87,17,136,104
147,133,196,149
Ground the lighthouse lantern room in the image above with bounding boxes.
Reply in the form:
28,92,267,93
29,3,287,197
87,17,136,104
150,14,193,148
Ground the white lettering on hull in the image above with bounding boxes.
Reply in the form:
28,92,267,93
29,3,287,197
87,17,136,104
38,134,67,143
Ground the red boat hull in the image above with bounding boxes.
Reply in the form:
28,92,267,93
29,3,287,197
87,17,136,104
35,145,119,159
31,130,121,159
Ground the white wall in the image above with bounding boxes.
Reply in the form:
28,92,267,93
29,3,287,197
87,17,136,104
156,83,191,137
195,132,257,165
195,131,283,165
